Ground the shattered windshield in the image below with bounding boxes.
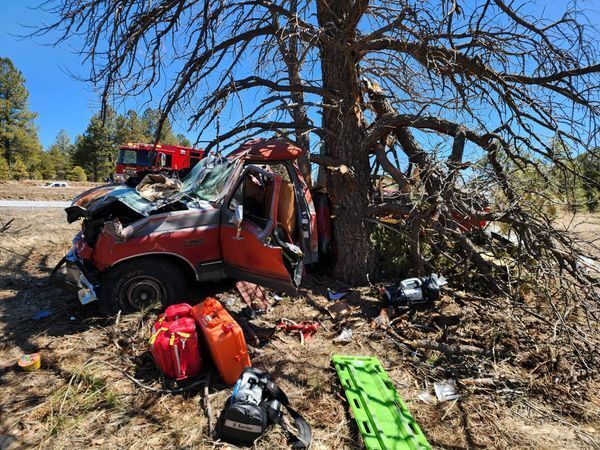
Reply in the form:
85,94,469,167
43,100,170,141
181,155,237,202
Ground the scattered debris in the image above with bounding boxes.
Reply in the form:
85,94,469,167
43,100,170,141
0,218,14,233
238,318,261,347
327,288,347,301
371,308,390,329
223,297,236,308
135,173,183,201
30,309,53,320
236,281,270,312
332,355,431,450
434,380,460,402
417,390,436,404
333,328,353,344
326,300,351,321
18,353,41,372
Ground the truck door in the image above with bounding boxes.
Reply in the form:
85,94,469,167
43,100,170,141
220,165,303,295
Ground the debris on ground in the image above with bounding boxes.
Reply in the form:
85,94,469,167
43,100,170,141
1,208,599,449
326,300,351,321
236,281,270,312
433,380,460,402
371,307,390,329
333,328,353,344
17,353,41,372
30,309,53,320
327,288,347,301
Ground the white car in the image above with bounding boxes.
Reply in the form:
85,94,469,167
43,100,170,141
44,182,69,188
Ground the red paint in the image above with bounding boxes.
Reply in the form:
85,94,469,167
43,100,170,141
229,138,304,161
115,142,204,179
149,308,203,380
91,225,221,271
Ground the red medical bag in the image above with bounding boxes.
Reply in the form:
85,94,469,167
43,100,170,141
149,303,203,380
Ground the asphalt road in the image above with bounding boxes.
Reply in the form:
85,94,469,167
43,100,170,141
0,200,71,208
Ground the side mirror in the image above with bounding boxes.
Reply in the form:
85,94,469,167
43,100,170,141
159,153,167,168
233,204,244,240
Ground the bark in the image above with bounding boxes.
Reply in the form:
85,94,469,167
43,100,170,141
317,0,374,283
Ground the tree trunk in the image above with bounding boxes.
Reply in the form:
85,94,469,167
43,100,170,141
317,0,374,283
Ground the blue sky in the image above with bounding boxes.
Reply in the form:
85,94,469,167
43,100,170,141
0,0,194,148
0,0,598,150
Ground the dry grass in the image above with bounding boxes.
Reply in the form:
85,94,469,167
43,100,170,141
0,207,599,449
0,180,101,201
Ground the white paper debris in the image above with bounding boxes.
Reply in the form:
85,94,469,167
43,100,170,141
434,380,460,402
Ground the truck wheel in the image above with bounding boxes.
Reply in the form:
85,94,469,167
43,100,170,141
98,258,187,315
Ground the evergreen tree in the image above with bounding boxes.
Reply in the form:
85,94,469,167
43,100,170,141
11,155,28,180
116,109,148,144
39,151,57,179
177,134,192,147
0,58,41,167
68,165,87,182
73,109,117,181
142,108,178,145
47,129,72,179
0,156,9,180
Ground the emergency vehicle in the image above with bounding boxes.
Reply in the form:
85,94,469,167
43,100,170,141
114,143,204,181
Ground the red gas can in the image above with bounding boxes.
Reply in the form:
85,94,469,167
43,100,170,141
149,304,203,380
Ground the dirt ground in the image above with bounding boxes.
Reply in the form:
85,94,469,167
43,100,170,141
0,189,599,449
0,180,100,201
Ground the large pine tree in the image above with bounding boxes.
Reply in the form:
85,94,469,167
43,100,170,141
72,110,117,181
0,57,42,170
47,129,73,179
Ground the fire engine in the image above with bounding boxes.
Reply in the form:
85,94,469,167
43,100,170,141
114,143,204,181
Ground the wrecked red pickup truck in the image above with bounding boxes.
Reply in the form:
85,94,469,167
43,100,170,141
54,140,330,314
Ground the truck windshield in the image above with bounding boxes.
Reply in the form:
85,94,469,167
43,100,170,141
181,155,237,203
117,149,151,167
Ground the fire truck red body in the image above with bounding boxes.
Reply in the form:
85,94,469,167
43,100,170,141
114,143,204,181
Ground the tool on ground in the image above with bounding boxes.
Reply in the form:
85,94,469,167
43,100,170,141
383,274,446,308
149,303,203,380
276,320,318,339
18,353,41,372
331,355,431,450
219,367,312,449
192,297,251,384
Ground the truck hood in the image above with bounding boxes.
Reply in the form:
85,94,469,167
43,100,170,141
66,155,238,223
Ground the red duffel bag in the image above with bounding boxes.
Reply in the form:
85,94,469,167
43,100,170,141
149,304,203,380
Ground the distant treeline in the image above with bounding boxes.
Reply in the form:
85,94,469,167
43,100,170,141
0,56,190,182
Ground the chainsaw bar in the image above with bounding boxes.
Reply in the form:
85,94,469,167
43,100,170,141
332,355,431,450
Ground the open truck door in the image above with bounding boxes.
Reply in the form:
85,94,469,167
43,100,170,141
220,165,303,295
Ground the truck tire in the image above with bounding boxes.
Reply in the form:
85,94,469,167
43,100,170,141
97,258,187,315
